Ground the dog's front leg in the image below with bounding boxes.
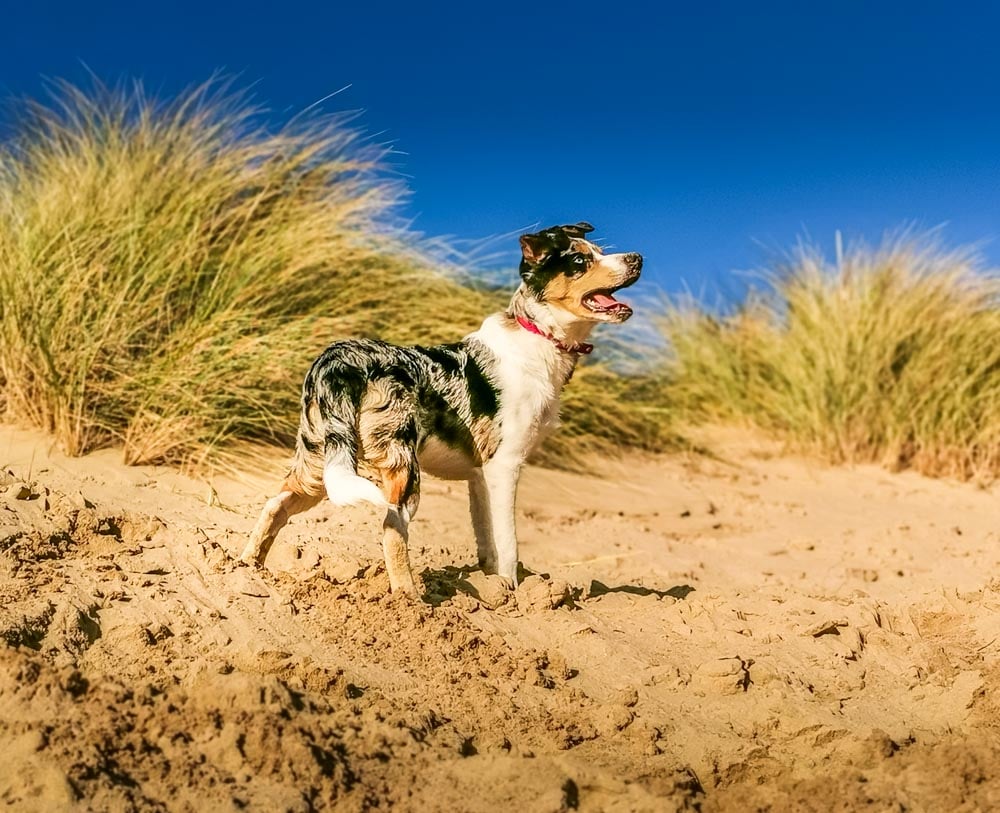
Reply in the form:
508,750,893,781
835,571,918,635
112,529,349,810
482,457,523,585
468,469,497,572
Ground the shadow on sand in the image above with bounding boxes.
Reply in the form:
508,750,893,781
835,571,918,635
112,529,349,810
587,580,695,601
419,564,694,606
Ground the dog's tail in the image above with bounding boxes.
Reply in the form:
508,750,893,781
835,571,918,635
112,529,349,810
290,379,388,509
322,446,387,507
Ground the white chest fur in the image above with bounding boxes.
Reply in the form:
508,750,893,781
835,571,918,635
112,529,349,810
470,315,575,463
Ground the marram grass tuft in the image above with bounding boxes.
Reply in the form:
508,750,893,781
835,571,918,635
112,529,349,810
0,79,496,466
663,235,1000,481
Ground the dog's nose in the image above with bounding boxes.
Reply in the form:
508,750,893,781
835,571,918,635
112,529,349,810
626,252,643,271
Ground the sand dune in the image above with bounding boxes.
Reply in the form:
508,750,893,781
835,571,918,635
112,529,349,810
1,423,998,811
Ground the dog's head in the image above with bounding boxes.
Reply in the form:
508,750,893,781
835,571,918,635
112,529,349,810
518,222,642,323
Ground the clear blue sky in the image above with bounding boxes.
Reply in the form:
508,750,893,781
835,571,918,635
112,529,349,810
3,1,999,297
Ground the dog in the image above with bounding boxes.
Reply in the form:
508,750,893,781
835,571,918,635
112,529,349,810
240,222,642,594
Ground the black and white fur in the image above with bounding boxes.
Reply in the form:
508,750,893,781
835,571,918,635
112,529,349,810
240,222,643,595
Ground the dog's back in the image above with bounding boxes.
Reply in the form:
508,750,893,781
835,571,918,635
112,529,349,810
287,337,503,510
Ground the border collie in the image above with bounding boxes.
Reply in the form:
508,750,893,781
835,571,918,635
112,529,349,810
240,222,642,595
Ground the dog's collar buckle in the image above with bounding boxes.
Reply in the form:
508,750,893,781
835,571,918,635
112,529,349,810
515,316,593,355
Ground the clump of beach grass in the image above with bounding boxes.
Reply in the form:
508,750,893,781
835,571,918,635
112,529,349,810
0,79,498,466
663,234,1000,481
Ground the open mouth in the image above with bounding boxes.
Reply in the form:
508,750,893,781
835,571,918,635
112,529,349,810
583,287,634,318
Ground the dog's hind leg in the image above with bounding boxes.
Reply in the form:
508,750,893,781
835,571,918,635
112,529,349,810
354,378,422,595
240,478,322,566
469,468,497,572
377,464,421,596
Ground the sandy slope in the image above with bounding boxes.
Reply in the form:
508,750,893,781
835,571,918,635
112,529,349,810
1,422,999,812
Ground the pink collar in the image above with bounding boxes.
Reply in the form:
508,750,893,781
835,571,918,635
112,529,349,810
515,315,593,355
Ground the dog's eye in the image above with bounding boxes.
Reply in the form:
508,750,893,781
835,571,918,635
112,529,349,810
573,256,586,264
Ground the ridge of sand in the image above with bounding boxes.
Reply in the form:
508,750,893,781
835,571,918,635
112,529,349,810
1,423,999,811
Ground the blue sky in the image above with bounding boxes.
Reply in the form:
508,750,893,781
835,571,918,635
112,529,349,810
3,1,999,297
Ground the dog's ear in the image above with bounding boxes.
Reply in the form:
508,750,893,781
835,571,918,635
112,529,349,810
560,221,595,239
519,227,570,267
519,222,593,270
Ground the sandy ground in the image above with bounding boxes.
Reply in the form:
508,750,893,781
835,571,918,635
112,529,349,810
1,422,999,812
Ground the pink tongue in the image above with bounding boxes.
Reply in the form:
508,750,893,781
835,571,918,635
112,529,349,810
591,293,618,308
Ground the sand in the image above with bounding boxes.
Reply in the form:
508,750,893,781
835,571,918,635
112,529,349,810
1,422,999,812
